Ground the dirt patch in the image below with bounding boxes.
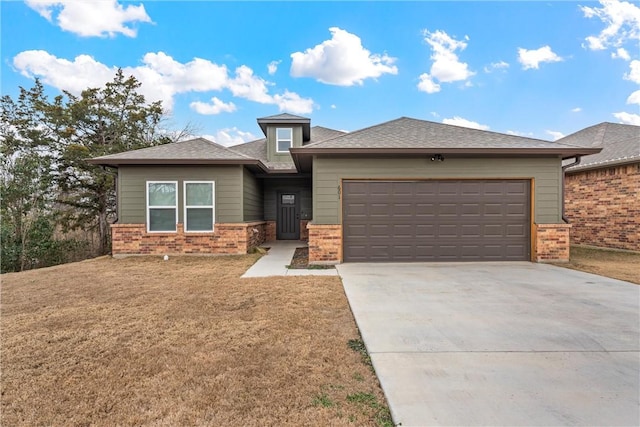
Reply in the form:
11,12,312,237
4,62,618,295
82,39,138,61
554,246,640,284
1,256,391,426
288,247,334,270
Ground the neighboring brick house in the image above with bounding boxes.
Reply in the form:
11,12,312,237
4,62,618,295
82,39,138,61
560,123,640,252
89,114,599,263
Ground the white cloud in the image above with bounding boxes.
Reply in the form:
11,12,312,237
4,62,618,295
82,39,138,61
13,50,115,94
624,59,640,83
627,89,640,105
190,97,236,115
546,130,565,141
613,111,640,125
272,90,314,114
442,116,489,131
518,46,563,70
204,128,258,147
580,0,640,51
418,30,475,94
330,104,337,109
611,47,631,60
484,61,510,73
417,74,441,94
267,60,280,75
12,50,314,114
506,130,534,137
571,107,582,112
290,27,398,86
25,0,152,38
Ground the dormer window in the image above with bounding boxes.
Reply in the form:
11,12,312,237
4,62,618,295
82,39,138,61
276,128,292,153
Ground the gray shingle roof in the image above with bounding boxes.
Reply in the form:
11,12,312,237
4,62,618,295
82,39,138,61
89,138,256,164
257,113,309,121
304,117,568,149
231,126,346,170
558,122,640,171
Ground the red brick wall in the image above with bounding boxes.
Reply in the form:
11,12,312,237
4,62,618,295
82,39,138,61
265,221,276,242
308,224,341,264
300,220,310,241
565,163,639,251
535,223,571,262
265,220,309,242
111,222,266,256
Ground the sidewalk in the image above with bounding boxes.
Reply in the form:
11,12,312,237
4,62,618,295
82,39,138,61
241,241,339,278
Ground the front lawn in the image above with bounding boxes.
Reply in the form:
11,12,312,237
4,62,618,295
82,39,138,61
557,246,640,284
1,256,392,426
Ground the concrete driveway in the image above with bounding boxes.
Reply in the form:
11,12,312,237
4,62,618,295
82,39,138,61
337,262,640,426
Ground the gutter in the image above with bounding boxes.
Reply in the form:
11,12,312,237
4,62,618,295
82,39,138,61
561,156,581,223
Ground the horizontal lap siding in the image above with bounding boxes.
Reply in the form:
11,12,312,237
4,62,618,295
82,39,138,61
242,168,264,221
313,157,561,224
118,165,243,224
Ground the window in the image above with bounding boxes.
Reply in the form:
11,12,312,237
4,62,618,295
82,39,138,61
147,181,177,232
184,181,215,232
276,128,292,153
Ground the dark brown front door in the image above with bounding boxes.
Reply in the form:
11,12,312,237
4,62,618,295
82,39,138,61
343,180,531,262
277,192,300,240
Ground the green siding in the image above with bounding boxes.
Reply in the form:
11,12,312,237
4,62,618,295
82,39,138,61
242,167,263,221
313,157,562,224
118,165,243,224
266,125,303,163
263,178,312,221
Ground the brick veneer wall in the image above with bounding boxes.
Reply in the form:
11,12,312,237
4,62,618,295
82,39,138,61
565,163,639,251
265,221,277,242
111,222,266,256
535,223,571,262
300,220,310,241
308,224,341,264
265,220,310,242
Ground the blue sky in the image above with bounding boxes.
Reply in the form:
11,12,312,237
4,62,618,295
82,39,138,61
2,1,639,145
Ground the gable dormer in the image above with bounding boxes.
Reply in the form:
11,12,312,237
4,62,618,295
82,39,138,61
257,113,311,162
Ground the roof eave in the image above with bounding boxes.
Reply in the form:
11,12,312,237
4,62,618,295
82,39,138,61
86,157,270,172
290,147,602,156
566,157,640,173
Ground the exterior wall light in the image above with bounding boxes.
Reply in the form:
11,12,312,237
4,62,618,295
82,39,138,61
430,154,445,162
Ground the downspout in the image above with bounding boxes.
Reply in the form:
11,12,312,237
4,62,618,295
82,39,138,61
561,156,581,223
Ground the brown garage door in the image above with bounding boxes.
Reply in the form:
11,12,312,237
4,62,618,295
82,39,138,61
343,180,530,262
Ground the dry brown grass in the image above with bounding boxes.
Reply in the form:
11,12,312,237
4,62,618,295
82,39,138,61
1,255,392,426
556,246,640,284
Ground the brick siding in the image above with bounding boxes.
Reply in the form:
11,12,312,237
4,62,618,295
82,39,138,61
265,221,276,242
111,222,266,256
300,220,310,241
565,163,639,251
535,223,571,262
265,220,310,242
308,224,342,264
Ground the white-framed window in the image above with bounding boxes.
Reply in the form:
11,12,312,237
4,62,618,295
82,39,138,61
184,181,215,232
147,181,178,232
276,128,292,153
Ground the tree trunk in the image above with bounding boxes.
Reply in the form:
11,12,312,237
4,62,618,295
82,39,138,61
98,209,110,255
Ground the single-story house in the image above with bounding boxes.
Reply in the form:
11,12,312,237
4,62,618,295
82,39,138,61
89,113,600,263
560,122,639,252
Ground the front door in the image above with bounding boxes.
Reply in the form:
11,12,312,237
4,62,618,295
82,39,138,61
277,192,300,240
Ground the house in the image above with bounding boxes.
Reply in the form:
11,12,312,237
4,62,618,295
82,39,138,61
559,122,639,252
88,113,600,263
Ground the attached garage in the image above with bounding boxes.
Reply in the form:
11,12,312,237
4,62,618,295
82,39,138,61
342,180,531,262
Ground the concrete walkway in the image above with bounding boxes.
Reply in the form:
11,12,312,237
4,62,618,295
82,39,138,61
338,262,640,427
241,240,338,278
